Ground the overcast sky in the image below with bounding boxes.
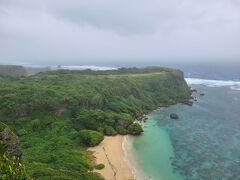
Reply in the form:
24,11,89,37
0,0,240,66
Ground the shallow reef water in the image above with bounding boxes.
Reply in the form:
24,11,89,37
130,84,240,180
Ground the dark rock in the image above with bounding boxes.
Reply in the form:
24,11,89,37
117,119,133,127
9,138,20,149
8,148,22,158
170,113,179,119
140,115,148,122
181,99,193,106
0,128,22,158
200,93,205,96
0,128,10,141
190,89,197,93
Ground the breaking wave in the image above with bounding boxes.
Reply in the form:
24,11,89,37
185,78,240,91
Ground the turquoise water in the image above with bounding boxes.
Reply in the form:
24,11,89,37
129,81,240,180
128,114,185,180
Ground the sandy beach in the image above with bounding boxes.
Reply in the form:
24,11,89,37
89,135,134,180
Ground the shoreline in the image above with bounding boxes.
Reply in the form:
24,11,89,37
89,135,134,180
124,135,148,180
88,107,168,180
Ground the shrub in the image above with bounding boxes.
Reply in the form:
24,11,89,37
68,130,79,140
79,130,104,147
104,126,117,136
116,126,128,135
97,127,104,134
95,163,105,170
128,123,143,135
90,172,105,180
0,153,30,180
17,129,28,136
30,119,41,130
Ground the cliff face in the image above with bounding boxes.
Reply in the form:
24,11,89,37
0,122,29,179
0,65,27,77
0,65,52,77
0,122,21,158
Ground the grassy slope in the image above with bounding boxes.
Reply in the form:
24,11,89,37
0,68,189,179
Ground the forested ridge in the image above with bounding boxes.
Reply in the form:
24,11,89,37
0,67,190,179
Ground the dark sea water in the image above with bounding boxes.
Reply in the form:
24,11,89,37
129,78,240,180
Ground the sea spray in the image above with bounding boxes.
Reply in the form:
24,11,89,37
185,78,240,90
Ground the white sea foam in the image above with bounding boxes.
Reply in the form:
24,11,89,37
123,136,139,180
59,65,117,71
123,136,147,180
21,64,117,71
185,78,240,91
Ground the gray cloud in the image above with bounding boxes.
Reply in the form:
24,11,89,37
0,0,240,65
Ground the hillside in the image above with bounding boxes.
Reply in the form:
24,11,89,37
0,67,190,179
25,66,51,76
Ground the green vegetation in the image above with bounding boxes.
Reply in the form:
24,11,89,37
116,125,128,135
104,126,117,136
0,67,190,179
128,123,144,135
95,163,105,170
79,130,104,147
0,153,29,180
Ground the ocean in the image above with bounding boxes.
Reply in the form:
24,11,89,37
128,73,240,180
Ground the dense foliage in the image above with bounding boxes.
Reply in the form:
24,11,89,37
79,130,104,147
0,67,189,179
95,164,105,170
128,123,144,135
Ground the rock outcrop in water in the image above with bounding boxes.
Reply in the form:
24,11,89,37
190,89,197,93
170,113,179,119
181,99,193,106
